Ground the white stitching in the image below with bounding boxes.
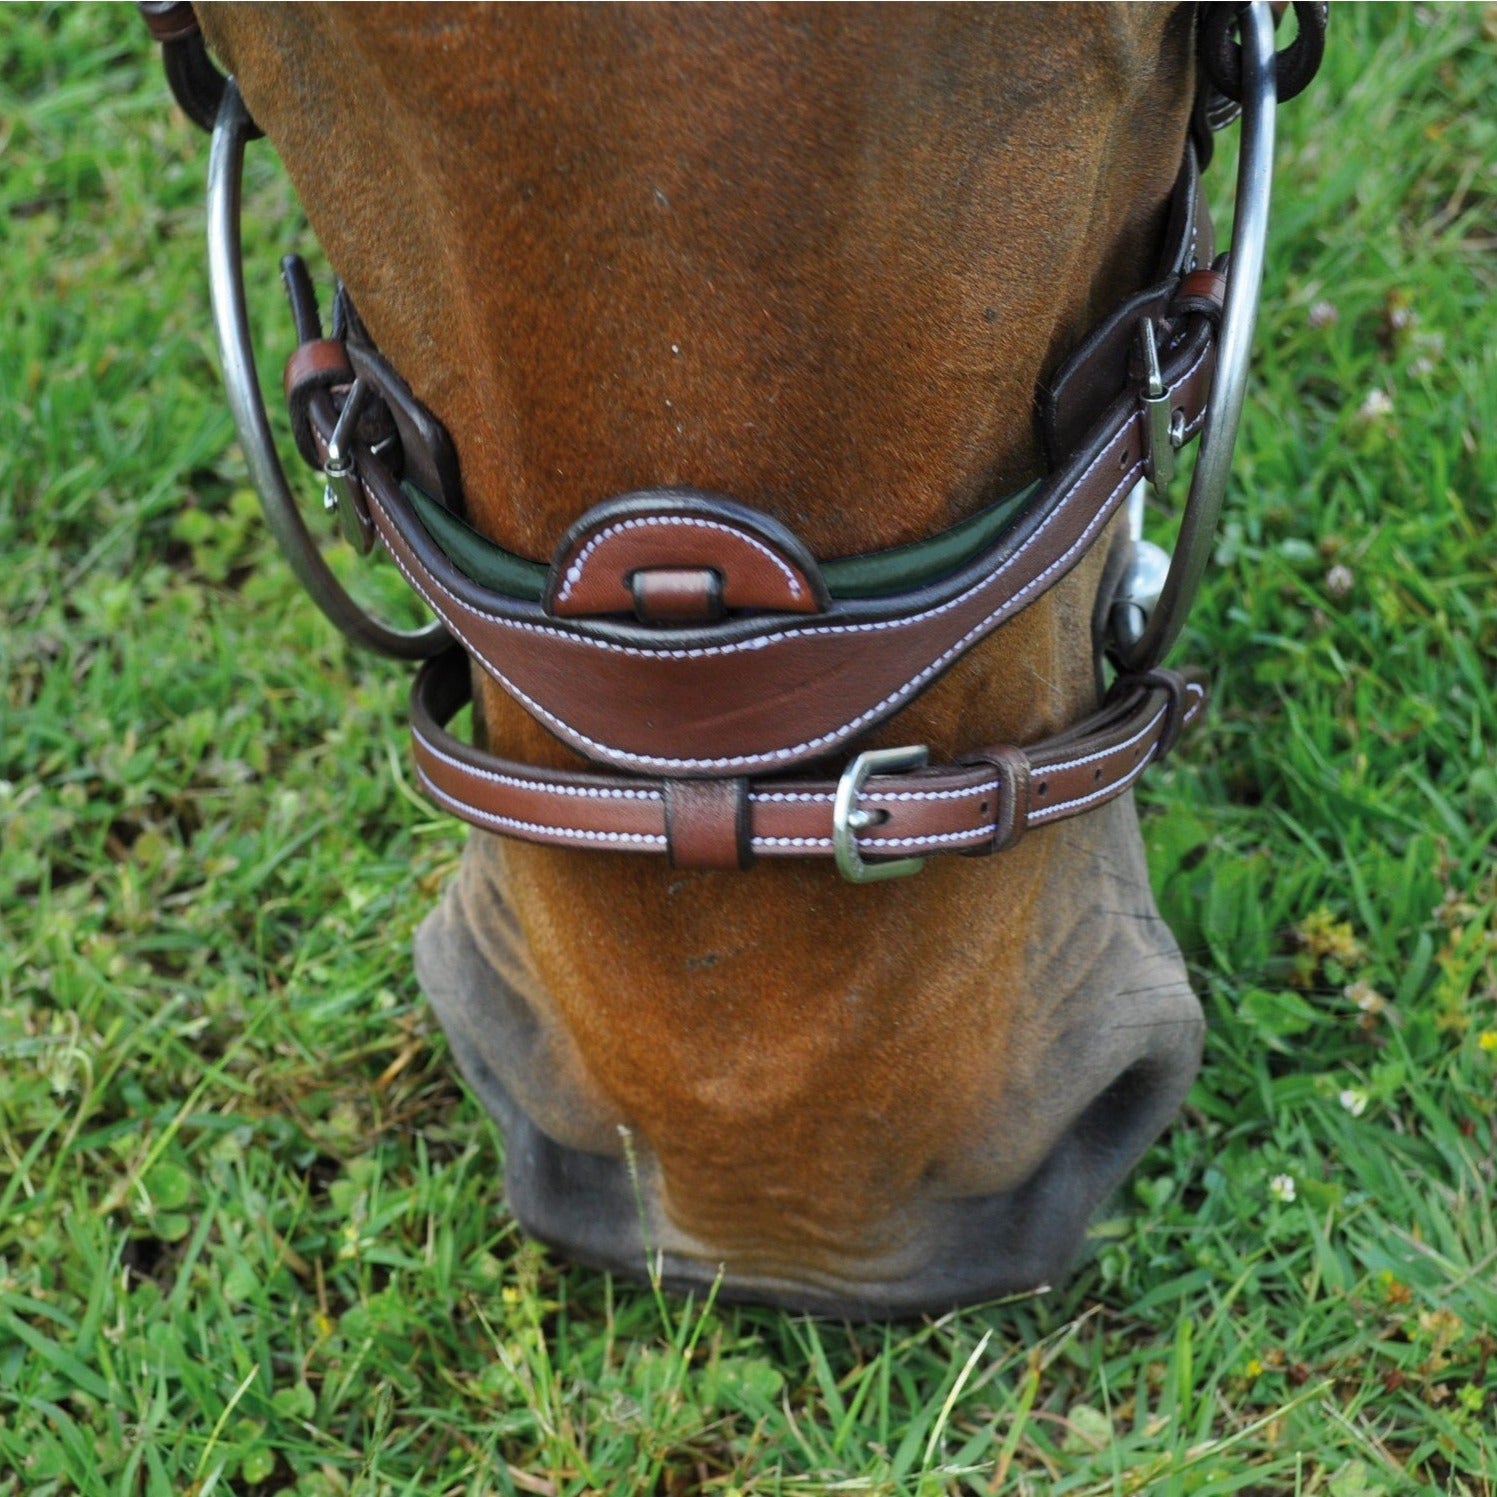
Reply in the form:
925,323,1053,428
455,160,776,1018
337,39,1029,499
380,448,1144,774
375,343,1210,772
555,515,803,602
413,725,662,800
751,781,995,806
1030,745,1156,821
382,450,1140,774
1039,700,1165,776
859,827,992,850
399,339,1207,663
418,770,667,846
418,689,1199,850
381,374,1193,662
1029,679,1203,784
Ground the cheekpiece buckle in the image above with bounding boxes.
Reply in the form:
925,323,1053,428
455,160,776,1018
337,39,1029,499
1136,317,1185,499
832,744,930,883
322,376,375,553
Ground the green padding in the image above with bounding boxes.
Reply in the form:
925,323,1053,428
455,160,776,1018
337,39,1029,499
821,482,1037,598
405,479,1040,605
407,486,548,601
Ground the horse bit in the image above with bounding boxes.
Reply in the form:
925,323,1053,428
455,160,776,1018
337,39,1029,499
140,2,1325,881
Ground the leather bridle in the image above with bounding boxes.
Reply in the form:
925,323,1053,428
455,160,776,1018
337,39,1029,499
142,2,1324,881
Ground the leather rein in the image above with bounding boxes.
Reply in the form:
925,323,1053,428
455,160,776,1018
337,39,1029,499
143,2,1325,882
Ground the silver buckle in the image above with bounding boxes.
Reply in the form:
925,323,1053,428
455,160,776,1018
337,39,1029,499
1136,318,1184,497
832,745,930,883
322,377,376,553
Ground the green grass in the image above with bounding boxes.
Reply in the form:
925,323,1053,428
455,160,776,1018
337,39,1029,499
2,4,1494,1493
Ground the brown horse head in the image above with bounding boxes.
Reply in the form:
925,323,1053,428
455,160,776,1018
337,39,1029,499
201,2,1205,1314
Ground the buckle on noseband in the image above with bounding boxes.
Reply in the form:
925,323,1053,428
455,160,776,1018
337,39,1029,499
832,744,930,883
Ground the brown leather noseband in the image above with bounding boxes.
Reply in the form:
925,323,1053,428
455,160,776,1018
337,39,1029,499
283,160,1220,878
146,2,1325,882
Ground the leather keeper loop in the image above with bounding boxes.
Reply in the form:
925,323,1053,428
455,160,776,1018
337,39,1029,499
632,567,724,623
956,745,1032,856
285,339,354,468
137,1,199,44
1172,259,1229,326
1129,668,1190,762
284,338,353,404
664,778,752,870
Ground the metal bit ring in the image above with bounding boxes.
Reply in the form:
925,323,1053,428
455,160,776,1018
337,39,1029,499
206,79,450,660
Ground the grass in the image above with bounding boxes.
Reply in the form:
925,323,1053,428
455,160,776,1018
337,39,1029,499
1,4,1493,1493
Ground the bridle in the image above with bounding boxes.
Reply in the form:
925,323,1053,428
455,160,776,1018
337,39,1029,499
142,2,1325,882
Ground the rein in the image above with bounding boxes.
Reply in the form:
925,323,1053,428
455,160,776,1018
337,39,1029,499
143,2,1324,882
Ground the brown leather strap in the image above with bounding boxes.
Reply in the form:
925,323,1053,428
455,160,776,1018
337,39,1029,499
281,143,1218,872
309,314,1214,776
664,778,752,869
137,1,198,44
409,652,1207,868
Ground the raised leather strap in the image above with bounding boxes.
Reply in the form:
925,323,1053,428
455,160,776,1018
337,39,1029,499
408,652,1207,866
306,313,1215,777
292,144,1218,778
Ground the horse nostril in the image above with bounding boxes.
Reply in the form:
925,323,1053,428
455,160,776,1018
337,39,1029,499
1071,1058,1174,1172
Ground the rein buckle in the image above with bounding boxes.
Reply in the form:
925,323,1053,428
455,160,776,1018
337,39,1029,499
833,745,930,884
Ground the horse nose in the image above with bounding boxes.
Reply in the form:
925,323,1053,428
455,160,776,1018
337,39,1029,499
415,800,1204,1317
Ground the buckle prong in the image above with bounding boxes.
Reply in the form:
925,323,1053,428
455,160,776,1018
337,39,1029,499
322,377,376,552
1137,318,1177,496
833,745,929,883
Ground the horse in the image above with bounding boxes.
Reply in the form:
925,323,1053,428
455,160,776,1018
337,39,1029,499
165,2,1310,1315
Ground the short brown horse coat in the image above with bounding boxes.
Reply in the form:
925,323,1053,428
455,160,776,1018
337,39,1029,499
203,3,1205,1312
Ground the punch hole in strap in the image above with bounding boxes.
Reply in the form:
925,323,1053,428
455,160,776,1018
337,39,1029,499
663,778,752,870
955,745,1032,856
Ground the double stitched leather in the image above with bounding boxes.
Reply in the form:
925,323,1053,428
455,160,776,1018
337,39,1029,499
301,296,1214,775
407,651,1207,862
281,142,1221,872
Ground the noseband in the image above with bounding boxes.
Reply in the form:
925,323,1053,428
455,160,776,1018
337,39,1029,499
144,2,1324,881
